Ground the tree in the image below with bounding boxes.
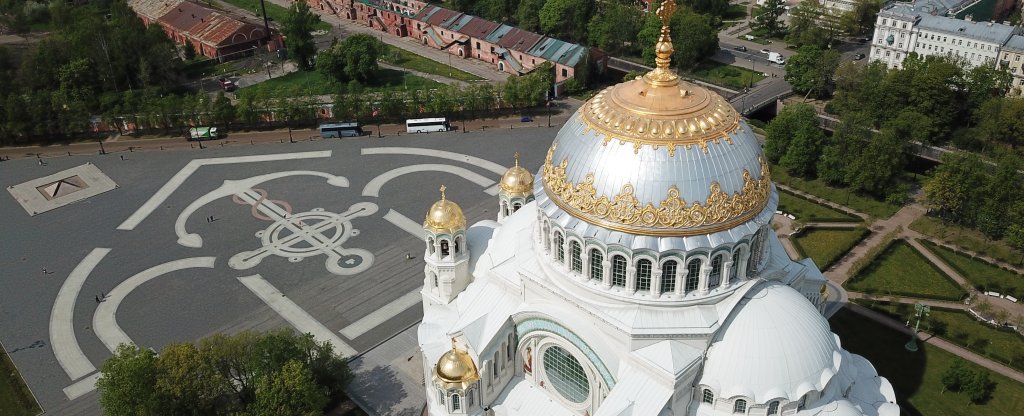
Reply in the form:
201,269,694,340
338,34,381,83
780,118,825,177
784,45,840,99
840,0,884,35
786,0,834,48
315,44,348,84
753,0,786,37
846,129,905,196
941,359,969,392
96,344,161,416
976,155,1022,239
538,0,594,42
471,0,520,23
764,103,819,164
281,2,321,70
211,91,236,131
964,370,995,404
638,4,719,69
183,41,197,60
587,1,643,56
515,0,546,31
682,0,729,17
1006,223,1024,265
975,97,1024,149
155,343,227,415
817,113,869,185
922,153,986,224
253,360,327,416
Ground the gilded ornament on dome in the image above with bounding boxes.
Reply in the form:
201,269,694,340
424,185,467,234
541,144,772,236
499,152,534,196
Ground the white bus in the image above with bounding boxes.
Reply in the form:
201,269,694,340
406,117,451,133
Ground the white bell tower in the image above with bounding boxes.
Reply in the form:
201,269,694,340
423,185,471,305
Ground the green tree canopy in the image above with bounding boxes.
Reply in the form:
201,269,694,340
515,0,546,31
753,0,787,37
638,3,719,69
764,103,819,165
586,1,643,56
281,2,321,70
784,45,841,99
817,112,870,185
538,0,594,42
96,344,161,416
845,128,905,196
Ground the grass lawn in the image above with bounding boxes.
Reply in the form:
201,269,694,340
0,349,39,416
722,4,748,20
220,0,332,32
829,307,1024,416
685,61,765,90
853,301,1024,374
792,227,869,270
238,69,440,98
379,45,484,81
777,190,860,222
770,163,901,220
911,216,1023,268
846,240,966,301
921,240,1023,299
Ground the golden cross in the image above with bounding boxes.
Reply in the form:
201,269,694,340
451,337,457,350
656,0,677,27
440,185,447,200
513,151,520,167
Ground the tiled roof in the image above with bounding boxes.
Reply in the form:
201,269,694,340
154,1,269,47
128,0,182,21
447,15,499,40
527,37,586,66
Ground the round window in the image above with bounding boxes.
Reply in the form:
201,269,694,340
542,345,589,403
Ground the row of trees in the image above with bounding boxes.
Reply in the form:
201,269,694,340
923,152,1024,246
755,0,883,42
444,0,722,68
765,103,910,201
0,0,186,144
97,330,352,415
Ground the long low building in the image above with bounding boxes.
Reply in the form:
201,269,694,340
129,0,283,62
305,0,604,96
869,0,1024,95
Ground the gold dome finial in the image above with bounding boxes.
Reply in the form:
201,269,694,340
424,184,466,234
514,151,520,167
644,0,679,87
433,337,480,388
500,152,534,197
440,184,447,201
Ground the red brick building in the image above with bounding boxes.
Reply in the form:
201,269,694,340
129,0,282,61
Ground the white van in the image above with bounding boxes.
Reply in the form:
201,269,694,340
406,117,451,133
767,52,785,65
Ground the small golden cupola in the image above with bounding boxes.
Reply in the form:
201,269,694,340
424,185,467,235
433,338,481,389
497,152,536,222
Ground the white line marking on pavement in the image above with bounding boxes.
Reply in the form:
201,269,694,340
62,372,99,400
383,209,426,241
362,164,494,197
361,147,507,175
339,290,422,340
237,275,357,357
484,184,501,196
93,257,217,353
51,248,110,381
118,151,332,231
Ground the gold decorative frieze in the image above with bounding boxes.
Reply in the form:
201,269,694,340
541,144,772,236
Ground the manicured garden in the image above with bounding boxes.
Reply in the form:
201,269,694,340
0,349,39,416
854,301,1024,372
777,190,860,222
770,163,900,219
792,227,869,270
846,240,966,301
830,307,1024,416
685,61,766,90
921,240,1023,299
238,69,439,98
380,45,485,82
911,216,1023,268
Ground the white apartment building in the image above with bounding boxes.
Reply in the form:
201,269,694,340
869,2,1018,70
999,35,1024,95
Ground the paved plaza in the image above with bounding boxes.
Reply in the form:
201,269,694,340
0,127,556,414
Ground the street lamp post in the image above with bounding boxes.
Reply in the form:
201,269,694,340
905,303,930,351
749,58,756,89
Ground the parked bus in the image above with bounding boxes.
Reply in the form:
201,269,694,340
319,122,363,138
188,127,219,141
406,117,451,133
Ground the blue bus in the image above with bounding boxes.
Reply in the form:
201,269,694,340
319,122,363,138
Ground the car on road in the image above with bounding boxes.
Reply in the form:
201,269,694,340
853,53,866,60
218,77,236,92
734,45,748,52
760,48,770,54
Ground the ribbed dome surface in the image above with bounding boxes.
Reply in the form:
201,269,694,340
424,186,466,235
699,283,841,403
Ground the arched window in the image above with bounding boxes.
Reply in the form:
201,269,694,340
543,222,551,253
555,232,564,262
686,259,701,293
451,393,461,410
709,255,723,289
507,333,514,361
501,343,508,369
636,259,652,292
441,240,450,256
454,236,462,254
702,388,714,404
513,202,522,212
750,229,764,273
733,399,746,413
661,260,677,293
589,249,603,281
611,255,627,287
432,273,439,288
467,388,474,407
502,202,509,216
493,352,500,378
767,401,780,415
427,238,435,255
731,247,742,282
570,241,582,273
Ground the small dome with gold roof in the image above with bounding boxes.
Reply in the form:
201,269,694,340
433,338,480,389
500,152,534,197
424,185,467,235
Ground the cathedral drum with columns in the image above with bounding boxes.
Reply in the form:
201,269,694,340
417,2,898,415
